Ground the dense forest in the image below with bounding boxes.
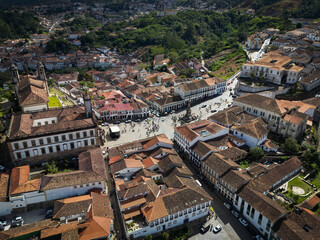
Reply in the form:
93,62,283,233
0,10,39,41
81,10,294,62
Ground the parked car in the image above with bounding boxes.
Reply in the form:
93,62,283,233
255,235,264,240
239,217,248,227
212,224,222,233
201,104,207,108
171,110,176,114
11,216,24,227
231,210,239,218
162,117,166,122
0,217,7,226
211,109,217,113
135,119,141,122
116,121,120,124
125,120,132,123
156,113,160,117
45,209,53,219
223,202,231,210
200,225,210,234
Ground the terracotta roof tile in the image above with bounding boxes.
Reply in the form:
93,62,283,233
10,165,41,195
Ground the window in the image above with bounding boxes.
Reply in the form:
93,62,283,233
62,135,66,141
168,222,172,227
70,143,75,149
25,151,30,157
76,133,80,139
173,220,177,224
83,131,87,137
157,226,161,231
250,208,255,218
184,209,187,214
258,213,263,225
14,143,19,149
90,130,94,136
84,140,88,146
266,220,271,232
179,211,182,217
54,136,59,142
246,205,251,215
37,122,41,126
31,140,36,147
56,145,61,152
41,148,46,154
91,139,95,145
39,139,44,145
47,137,51,144
174,213,178,218
170,215,173,220
23,142,28,148
160,218,164,224
17,153,21,159
69,134,73,140
45,121,48,125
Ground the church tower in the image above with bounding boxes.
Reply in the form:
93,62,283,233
84,93,92,118
37,62,49,95
10,64,20,98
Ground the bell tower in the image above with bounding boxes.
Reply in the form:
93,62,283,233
84,93,92,118
37,62,49,95
10,64,20,98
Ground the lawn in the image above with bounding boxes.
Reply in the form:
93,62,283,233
48,96,62,108
284,176,314,204
288,176,313,193
49,87,74,106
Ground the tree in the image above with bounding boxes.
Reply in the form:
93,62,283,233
162,232,169,240
282,137,300,155
248,147,266,161
145,235,152,240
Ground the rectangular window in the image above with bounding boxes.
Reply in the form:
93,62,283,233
76,133,80,139
266,220,271,232
49,146,53,153
41,148,46,154
17,152,21,159
31,140,36,147
54,136,59,142
56,145,61,152
70,143,75,149
246,205,251,215
250,208,255,218
39,139,44,145
62,135,66,141
84,140,88,146
14,143,19,149
25,151,30,157
69,134,73,140
83,131,87,137
47,137,51,144
23,142,28,148
91,139,95,145
258,213,263,225
90,130,94,136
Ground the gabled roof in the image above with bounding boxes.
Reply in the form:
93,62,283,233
238,186,287,223
232,117,268,139
235,93,282,115
202,152,239,177
53,195,92,219
10,165,41,195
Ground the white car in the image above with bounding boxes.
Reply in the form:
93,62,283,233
223,202,231,209
231,210,239,218
162,117,166,122
212,224,222,233
239,217,248,227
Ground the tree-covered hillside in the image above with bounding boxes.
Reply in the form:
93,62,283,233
0,10,40,41
82,10,294,62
